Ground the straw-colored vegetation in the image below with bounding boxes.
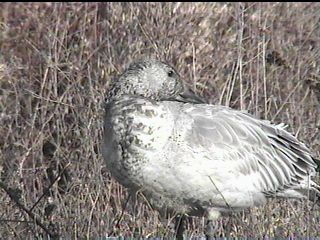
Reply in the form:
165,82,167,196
0,2,319,239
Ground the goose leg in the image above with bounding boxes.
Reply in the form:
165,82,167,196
205,208,220,239
205,219,218,240
175,214,186,240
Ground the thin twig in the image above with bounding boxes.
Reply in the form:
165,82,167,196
29,162,71,212
208,176,233,211
109,192,131,236
0,181,58,238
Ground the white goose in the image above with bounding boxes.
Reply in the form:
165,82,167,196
102,58,320,238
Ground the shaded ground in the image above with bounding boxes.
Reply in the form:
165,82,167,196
0,2,319,239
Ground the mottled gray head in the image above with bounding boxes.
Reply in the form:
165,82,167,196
106,59,204,103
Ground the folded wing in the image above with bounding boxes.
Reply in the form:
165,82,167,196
179,104,318,200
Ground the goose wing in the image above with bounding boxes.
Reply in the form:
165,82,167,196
179,104,317,196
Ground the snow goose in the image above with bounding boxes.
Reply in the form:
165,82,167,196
102,58,320,238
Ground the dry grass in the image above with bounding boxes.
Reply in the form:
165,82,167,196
0,2,319,239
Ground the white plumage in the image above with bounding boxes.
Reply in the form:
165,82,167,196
102,59,319,223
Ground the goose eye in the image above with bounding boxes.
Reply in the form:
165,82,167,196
168,70,174,77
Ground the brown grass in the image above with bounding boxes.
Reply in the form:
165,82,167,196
0,2,319,239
